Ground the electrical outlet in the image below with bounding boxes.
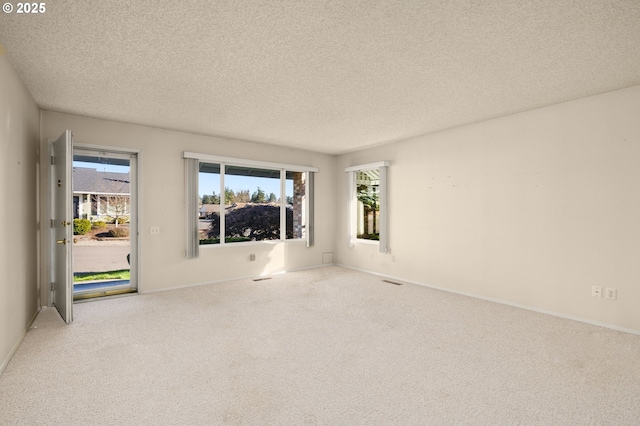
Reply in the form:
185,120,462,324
592,286,602,298
391,255,396,262
605,288,617,300
249,254,256,261
150,226,160,235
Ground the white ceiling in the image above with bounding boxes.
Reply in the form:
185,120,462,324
1,0,640,154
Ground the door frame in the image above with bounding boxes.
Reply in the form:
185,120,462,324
73,144,140,297
46,141,141,310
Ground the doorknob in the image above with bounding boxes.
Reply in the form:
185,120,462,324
56,238,66,245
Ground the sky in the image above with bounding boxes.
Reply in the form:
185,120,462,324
199,173,292,199
73,160,292,198
73,161,130,174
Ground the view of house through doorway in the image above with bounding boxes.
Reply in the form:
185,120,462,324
72,149,137,300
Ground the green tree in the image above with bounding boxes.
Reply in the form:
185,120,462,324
251,187,266,203
202,192,220,204
224,187,235,205
268,192,277,203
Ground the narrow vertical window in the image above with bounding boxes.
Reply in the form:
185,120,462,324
345,162,390,253
286,171,306,240
198,162,221,245
356,170,380,241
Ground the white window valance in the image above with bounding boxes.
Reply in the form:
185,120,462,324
183,152,319,173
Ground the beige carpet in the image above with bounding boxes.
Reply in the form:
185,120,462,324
1,266,639,425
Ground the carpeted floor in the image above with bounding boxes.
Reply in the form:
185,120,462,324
1,266,639,425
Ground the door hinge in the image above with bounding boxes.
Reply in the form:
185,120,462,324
50,282,54,291
50,219,54,228
50,156,55,165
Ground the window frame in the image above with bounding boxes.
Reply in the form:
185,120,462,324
184,152,318,258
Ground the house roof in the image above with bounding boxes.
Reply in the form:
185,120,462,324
73,167,130,195
200,204,221,214
1,1,639,154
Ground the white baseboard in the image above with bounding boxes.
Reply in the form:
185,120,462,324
0,308,40,376
141,263,335,294
337,264,640,337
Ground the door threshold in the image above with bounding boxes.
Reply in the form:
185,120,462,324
74,288,137,302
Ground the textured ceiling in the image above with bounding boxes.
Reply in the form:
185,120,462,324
1,0,640,154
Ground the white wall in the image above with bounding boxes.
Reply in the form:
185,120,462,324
40,111,336,300
337,85,640,333
0,47,41,372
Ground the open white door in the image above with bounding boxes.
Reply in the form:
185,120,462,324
52,130,73,323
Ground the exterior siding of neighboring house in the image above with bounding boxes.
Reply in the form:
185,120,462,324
73,167,131,220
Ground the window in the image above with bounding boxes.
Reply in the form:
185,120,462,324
345,162,389,253
286,171,307,240
184,152,317,258
355,170,380,240
201,165,283,244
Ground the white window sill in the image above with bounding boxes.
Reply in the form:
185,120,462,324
199,238,308,249
354,239,379,245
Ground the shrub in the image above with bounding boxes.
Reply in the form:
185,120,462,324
73,219,92,235
116,216,129,224
109,228,129,238
206,205,292,241
357,233,379,241
92,220,107,229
